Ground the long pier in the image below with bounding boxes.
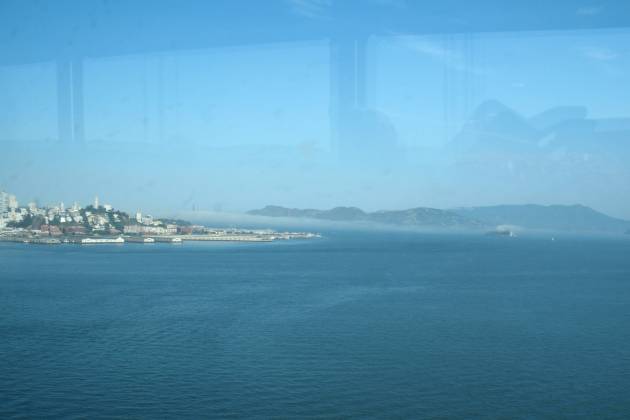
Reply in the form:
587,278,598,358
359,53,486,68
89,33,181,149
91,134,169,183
0,229,320,246
177,235,272,242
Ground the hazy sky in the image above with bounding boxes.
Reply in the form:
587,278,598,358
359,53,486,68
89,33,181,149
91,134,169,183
1,1,630,218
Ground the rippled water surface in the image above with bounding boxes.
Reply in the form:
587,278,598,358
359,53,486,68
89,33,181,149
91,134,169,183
2,231,630,418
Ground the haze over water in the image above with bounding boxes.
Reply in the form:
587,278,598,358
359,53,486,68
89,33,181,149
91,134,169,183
2,231,630,418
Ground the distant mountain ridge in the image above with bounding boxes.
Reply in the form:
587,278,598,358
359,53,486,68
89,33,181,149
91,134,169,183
452,204,630,233
247,205,484,228
248,204,630,233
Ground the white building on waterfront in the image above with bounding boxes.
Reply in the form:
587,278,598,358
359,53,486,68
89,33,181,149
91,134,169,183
81,237,125,244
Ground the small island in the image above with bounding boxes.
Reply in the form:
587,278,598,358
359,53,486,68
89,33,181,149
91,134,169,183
0,193,319,245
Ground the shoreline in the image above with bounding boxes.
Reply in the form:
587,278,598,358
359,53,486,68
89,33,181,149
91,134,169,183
0,232,321,246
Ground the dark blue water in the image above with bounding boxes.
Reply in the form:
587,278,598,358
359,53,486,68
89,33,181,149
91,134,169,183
2,231,630,419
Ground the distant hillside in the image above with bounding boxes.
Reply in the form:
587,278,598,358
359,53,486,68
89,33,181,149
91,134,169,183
248,205,485,229
368,208,482,227
249,204,630,233
248,205,368,221
452,204,630,233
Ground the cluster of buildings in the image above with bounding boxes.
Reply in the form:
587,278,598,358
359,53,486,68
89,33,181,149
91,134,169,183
0,191,21,228
1,189,321,245
123,212,204,235
0,191,110,233
123,211,178,236
0,190,176,237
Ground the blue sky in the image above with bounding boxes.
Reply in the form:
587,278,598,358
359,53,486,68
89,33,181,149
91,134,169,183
1,1,630,219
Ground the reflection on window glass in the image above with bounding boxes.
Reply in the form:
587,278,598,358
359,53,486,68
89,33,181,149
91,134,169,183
2,4,630,416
